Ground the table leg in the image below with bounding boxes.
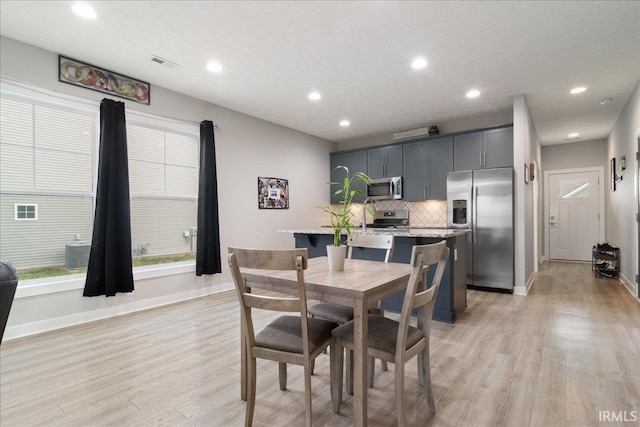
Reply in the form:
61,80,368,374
353,298,368,426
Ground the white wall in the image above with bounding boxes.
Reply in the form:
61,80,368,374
1,36,337,339
513,95,542,295
606,80,640,296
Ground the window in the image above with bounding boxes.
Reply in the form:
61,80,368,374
0,90,96,275
14,204,38,220
126,114,199,261
0,81,199,282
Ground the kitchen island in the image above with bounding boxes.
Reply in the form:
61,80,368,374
279,228,468,323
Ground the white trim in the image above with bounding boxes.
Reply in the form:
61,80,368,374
544,166,605,260
5,281,234,341
514,271,535,295
15,261,197,298
619,273,637,298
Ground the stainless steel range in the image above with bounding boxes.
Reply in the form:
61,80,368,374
366,209,409,229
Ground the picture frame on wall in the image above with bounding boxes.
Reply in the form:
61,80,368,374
258,177,289,209
611,157,616,191
58,55,151,104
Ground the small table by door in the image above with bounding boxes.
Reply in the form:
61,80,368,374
241,256,411,427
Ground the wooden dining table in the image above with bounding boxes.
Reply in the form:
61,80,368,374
241,256,412,427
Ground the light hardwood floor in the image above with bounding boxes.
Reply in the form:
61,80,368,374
1,261,639,426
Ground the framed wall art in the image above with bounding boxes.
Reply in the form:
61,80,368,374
258,177,289,209
58,55,151,104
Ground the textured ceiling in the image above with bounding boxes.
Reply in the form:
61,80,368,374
1,1,638,145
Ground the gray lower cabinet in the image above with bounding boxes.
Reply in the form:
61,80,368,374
402,136,453,200
367,145,403,179
454,126,513,171
330,150,368,204
293,233,467,323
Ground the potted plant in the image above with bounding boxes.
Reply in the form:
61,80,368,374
320,166,372,271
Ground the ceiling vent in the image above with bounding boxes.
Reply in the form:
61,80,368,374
392,126,431,141
150,55,180,70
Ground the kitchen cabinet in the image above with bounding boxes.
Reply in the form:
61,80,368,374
367,145,403,179
330,150,368,204
454,126,513,171
403,136,453,200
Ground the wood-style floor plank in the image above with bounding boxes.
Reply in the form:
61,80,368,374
1,261,639,426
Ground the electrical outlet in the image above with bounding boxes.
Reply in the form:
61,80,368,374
454,248,458,261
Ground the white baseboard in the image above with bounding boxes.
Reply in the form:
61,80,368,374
619,273,638,298
514,271,536,296
4,282,234,341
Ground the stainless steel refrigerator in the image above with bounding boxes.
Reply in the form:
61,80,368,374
446,168,514,292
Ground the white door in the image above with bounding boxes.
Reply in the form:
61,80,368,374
548,170,600,261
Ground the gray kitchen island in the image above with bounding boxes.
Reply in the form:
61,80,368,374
279,228,468,323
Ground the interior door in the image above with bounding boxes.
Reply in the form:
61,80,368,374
549,170,600,261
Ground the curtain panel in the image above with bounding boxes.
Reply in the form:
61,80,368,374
83,98,134,297
196,120,222,275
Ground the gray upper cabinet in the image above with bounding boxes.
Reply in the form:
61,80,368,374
330,150,368,204
483,127,513,168
454,126,513,171
367,145,403,179
403,136,453,201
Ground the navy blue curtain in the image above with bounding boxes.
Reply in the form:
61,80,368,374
196,120,222,275
83,99,134,297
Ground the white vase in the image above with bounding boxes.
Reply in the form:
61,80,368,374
326,245,347,271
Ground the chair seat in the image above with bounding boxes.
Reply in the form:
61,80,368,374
308,303,377,324
332,314,424,354
256,315,338,354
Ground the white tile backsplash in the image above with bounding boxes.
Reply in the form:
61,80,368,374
350,199,447,228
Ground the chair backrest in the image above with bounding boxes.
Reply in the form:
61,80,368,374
228,247,310,352
396,241,449,355
347,233,395,262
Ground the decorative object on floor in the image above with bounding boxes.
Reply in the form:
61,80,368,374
320,166,371,271
59,55,151,104
258,177,289,209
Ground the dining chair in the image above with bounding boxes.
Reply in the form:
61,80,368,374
228,247,338,427
329,241,449,426
308,233,394,388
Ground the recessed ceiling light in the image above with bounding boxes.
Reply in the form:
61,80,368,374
72,3,97,19
466,90,480,98
567,132,580,139
206,62,223,73
339,120,350,127
411,58,428,69
570,87,587,94
308,92,321,101
600,97,613,105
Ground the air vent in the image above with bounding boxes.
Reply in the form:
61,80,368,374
150,55,180,70
392,126,431,141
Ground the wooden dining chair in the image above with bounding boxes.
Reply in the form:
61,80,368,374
308,233,394,388
329,241,449,426
228,247,338,427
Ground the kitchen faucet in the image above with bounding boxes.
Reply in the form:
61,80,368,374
362,198,375,230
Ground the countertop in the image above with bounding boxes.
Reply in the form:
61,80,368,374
279,228,469,239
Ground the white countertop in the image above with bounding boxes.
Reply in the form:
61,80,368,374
278,228,469,239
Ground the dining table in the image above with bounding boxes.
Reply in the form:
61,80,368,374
240,255,412,427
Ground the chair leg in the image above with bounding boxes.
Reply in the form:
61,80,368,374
330,338,344,414
279,362,287,390
246,356,256,427
395,359,407,427
423,348,436,414
367,356,375,388
310,359,315,375
418,352,425,386
346,349,354,395
304,362,313,427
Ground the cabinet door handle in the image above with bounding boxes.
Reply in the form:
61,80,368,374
427,185,430,198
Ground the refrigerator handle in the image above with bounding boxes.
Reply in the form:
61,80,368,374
473,186,478,243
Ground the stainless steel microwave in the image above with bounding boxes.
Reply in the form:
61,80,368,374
366,176,402,200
